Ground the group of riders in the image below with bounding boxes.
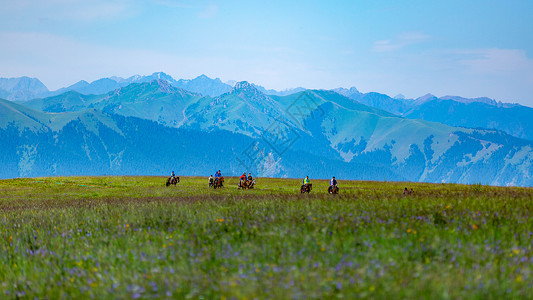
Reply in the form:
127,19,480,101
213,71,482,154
168,171,339,193
300,175,339,194
166,172,415,195
208,170,225,189
208,171,255,189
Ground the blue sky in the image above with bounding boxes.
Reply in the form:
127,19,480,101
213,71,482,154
1,0,532,106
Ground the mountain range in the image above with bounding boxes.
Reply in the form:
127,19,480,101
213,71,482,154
3,72,532,142
2,78,532,186
339,91,533,141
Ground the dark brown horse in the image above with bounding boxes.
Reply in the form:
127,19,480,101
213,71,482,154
213,176,224,189
166,176,180,187
239,179,255,189
328,185,339,194
300,183,312,193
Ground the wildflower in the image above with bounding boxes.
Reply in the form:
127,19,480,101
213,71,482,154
407,229,412,233
445,205,451,209
513,249,520,255
516,276,523,283
472,224,478,230
369,286,375,292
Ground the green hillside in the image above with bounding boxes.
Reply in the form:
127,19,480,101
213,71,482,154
23,80,204,127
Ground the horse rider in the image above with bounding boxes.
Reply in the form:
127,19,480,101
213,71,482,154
209,175,214,187
330,176,337,188
303,176,310,187
248,173,254,188
214,170,223,187
170,171,176,181
240,172,247,187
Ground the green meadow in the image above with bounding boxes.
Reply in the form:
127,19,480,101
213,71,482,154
0,176,531,299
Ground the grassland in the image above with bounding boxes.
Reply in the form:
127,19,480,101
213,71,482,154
0,176,531,299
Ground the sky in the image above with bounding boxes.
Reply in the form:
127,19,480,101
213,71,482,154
1,0,532,106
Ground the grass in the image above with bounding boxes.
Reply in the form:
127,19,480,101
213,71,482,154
0,176,531,299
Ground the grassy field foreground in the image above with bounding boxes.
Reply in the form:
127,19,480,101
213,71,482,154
0,176,532,298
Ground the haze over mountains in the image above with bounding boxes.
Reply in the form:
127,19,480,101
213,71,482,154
1,73,532,186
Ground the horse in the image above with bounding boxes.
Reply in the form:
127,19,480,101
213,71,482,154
213,177,224,189
239,179,255,190
328,185,339,194
300,183,312,193
166,176,180,186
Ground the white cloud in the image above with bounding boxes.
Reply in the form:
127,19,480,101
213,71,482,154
373,32,431,52
0,0,134,22
150,0,195,8
197,4,218,19
458,48,533,76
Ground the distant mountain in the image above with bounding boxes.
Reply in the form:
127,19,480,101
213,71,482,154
23,80,203,128
10,82,533,186
45,73,232,98
403,98,533,141
344,91,415,116
0,77,49,101
332,87,360,98
48,72,176,96
173,74,232,97
339,91,533,141
439,95,500,106
253,84,307,96
52,78,121,96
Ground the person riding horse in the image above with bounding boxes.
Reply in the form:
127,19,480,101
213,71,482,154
301,176,312,193
213,170,224,188
209,175,214,187
239,172,246,187
328,176,339,194
166,171,179,186
247,173,255,189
